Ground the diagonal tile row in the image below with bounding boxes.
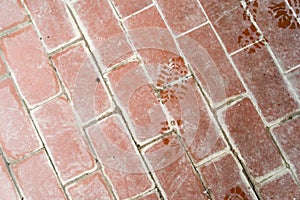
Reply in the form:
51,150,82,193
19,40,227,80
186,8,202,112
0,0,299,199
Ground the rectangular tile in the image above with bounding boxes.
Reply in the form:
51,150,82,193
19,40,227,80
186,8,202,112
13,150,66,200
199,0,258,53
178,24,245,104
73,0,132,69
158,78,227,163
124,7,187,84
199,153,255,200
0,155,19,199
144,137,208,199
32,96,95,182
87,115,153,199
52,43,112,123
232,47,298,122
260,172,300,199
256,0,300,70
219,98,283,177
0,79,41,161
272,117,300,179
0,26,60,106
0,0,27,32
24,0,79,51
67,172,113,200
107,62,167,143
112,0,152,18
157,0,206,33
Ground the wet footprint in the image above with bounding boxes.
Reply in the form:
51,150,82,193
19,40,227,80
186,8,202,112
237,24,267,54
238,0,267,53
224,185,248,200
156,56,189,104
241,0,259,22
268,0,300,29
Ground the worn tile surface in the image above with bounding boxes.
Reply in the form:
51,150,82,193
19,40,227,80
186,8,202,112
0,0,299,199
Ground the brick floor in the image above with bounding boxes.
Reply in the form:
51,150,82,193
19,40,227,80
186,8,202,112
0,0,299,199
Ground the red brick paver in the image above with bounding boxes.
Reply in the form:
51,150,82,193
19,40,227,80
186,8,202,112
13,150,66,200
260,172,300,199
0,0,299,199
1,26,60,107
67,172,113,200
273,117,300,179
0,79,41,161
219,98,283,177
24,0,79,51
32,97,95,182
52,42,112,123
87,115,153,199
0,155,19,199
0,0,27,32
199,153,255,200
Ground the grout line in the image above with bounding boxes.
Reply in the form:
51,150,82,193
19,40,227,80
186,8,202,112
195,148,230,167
121,3,155,21
0,148,24,199
255,164,289,184
125,188,157,200
285,63,300,74
0,21,31,39
175,21,209,39
229,38,266,56
48,37,83,56
257,168,294,187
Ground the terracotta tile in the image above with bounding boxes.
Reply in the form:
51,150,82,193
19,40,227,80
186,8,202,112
0,79,41,161
260,172,300,199
73,0,132,68
125,6,166,29
24,0,79,51
199,153,254,200
256,0,300,70
112,0,152,17
220,98,283,177
137,191,160,200
125,6,178,53
0,26,60,106
0,0,27,32
178,24,245,104
0,155,19,199
156,0,206,33
145,139,208,199
67,172,113,200
0,56,6,76
13,150,66,199
199,0,254,53
273,117,300,179
87,115,152,199
159,78,226,163
32,97,95,182
52,43,112,123
287,68,300,100
107,62,167,142
232,47,298,122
